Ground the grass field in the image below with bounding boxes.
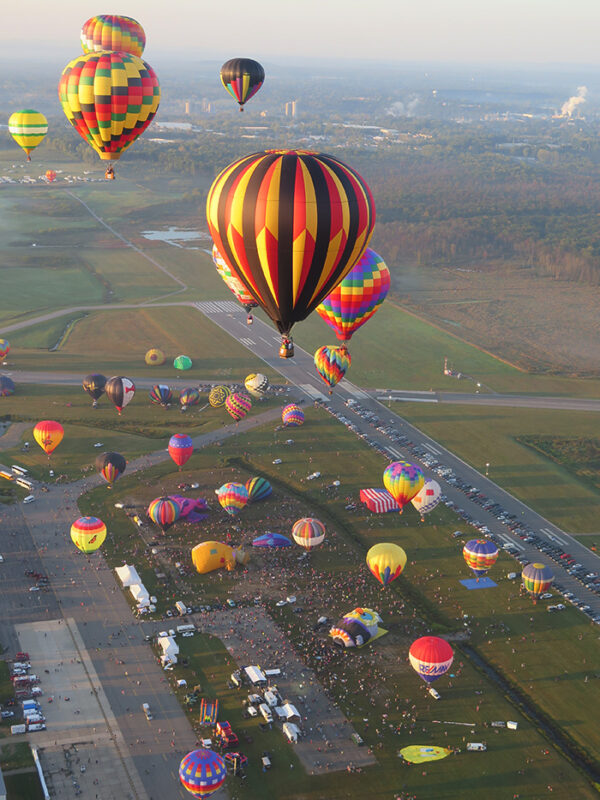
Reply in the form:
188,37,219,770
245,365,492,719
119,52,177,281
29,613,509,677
77,410,599,798
5,773,44,800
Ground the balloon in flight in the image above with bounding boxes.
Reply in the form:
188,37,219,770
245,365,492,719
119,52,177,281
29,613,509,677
179,387,200,411
33,420,64,455
8,110,47,161
244,373,269,399
58,52,160,167
149,384,172,407
366,543,407,587
292,517,325,550
179,748,226,798
206,150,375,352
80,14,146,57
383,461,424,513
208,385,230,408
409,636,454,685
70,516,107,553
212,244,258,317
45,169,57,182
147,496,180,531
0,339,9,359
216,482,249,516
95,452,126,486
0,376,15,397
82,373,106,405
463,539,499,579
314,345,351,392
225,392,252,421
316,248,390,342
168,433,194,468
105,376,135,415
145,348,165,366
410,478,442,520
522,562,554,601
220,58,265,111
282,404,304,427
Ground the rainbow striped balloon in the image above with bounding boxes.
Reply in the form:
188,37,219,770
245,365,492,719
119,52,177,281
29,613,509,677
282,404,304,427
0,339,9,359
316,248,390,342
225,392,252,421
463,539,499,577
216,482,249,516
383,461,424,513
70,516,107,554
147,496,180,531
314,345,351,391
522,563,554,600
179,748,226,798
246,476,272,503
292,517,325,550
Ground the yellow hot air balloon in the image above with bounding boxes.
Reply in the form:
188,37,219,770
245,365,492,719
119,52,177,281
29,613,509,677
366,543,407,586
8,110,48,161
33,420,64,456
70,516,107,553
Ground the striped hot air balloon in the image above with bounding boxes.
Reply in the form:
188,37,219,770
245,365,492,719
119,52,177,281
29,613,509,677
366,543,407,587
225,392,252,421
410,479,442,520
383,461,424,514
179,748,226,798
216,483,249,516
282,404,304,427
314,345,351,392
463,539,499,579
80,14,146,56
245,476,272,503
147,496,180,531
149,384,173,407
95,452,126,486
213,245,258,315
8,110,47,161
0,339,9,359
522,563,554,601
179,387,200,411
409,636,454,685
70,516,107,554
292,518,325,550
206,150,375,354
220,58,265,110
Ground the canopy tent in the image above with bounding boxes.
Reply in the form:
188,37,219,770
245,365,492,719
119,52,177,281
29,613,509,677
281,702,301,722
115,564,142,587
130,584,150,607
359,488,399,513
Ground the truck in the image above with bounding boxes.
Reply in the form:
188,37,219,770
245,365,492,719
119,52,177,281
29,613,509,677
259,703,273,723
176,624,195,634
27,723,46,732
264,690,279,708
142,703,153,721
10,724,26,735
175,601,188,616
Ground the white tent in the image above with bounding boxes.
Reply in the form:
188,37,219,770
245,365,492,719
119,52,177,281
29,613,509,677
130,584,150,607
115,564,142,587
244,665,266,685
283,722,300,743
281,703,301,722
158,636,179,665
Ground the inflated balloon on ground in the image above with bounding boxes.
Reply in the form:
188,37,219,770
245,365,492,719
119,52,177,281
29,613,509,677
282,404,304,427
145,348,165,366
383,461,424,513
70,516,107,553
225,392,252,421
366,543,407,586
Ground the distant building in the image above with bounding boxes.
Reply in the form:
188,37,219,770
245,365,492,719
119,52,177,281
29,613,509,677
284,101,297,117
201,98,212,113
184,101,190,115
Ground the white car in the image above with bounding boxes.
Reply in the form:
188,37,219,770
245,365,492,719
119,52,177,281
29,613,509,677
276,600,287,607
286,595,297,604
23,496,35,504
540,593,553,600
427,687,441,700
272,459,282,465
93,442,104,447
247,705,258,717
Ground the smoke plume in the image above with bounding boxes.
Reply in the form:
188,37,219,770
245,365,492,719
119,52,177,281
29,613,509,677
560,86,587,118
387,97,420,118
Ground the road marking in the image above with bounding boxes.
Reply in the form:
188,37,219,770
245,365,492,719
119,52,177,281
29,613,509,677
377,396,438,403
240,338,255,347
344,384,368,399
389,447,404,458
423,443,441,455
260,337,271,345
541,527,568,546
195,300,240,314
509,539,525,551
299,384,329,402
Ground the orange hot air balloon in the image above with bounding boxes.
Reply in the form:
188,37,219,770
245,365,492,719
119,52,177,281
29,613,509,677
33,420,64,455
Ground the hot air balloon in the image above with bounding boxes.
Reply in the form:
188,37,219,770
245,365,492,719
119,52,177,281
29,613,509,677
147,496,180,532
0,376,15,397
383,461,424,514
329,607,385,648
216,483,249,516
8,110,47,161
409,636,454,685
314,345,351,393
244,373,269,399
522,563,554,602
174,355,192,371
169,434,194,469
208,385,231,408
292,517,325,550
33,420,64,456
180,387,200,411
179,748,226,798
58,52,160,178
0,339,9,359
212,244,258,321
191,541,248,574
316,248,390,342
149,384,173,407
70,516,107,554
282,404,304,427
82,373,106,407
252,532,292,547
105,376,135,415
95,452,126,486
225,392,252,422
366,543,407,587
220,58,265,111
206,150,375,357
411,479,442,521
45,170,57,183
245,476,272,503
463,539,499,580
80,14,146,56
145,348,165,366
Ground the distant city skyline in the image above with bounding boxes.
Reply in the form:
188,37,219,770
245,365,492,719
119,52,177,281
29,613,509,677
2,0,600,66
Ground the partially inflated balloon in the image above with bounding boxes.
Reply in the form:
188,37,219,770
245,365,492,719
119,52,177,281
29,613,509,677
148,496,180,531
81,15,146,57
244,373,269,399
179,387,200,410
58,52,160,163
149,384,172,407
411,479,441,520
0,377,14,397
206,150,375,339
209,385,230,408
95,452,126,485
8,110,47,161
292,518,325,550
45,170,57,182
225,392,252,421
409,636,453,685
105,376,135,415
82,373,106,405
316,248,390,341
463,539,499,579
220,58,265,110
216,483,249,516
314,345,351,392
70,516,107,553
0,340,9,359
145,348,165,366
522,563,554,601
179,748,226,798
246,476,272,503
174,355,192,371
33,420,64,455
169,434,194,468
366,543,407,587
282,404,304,427
383,461,424,514
213,244,258,313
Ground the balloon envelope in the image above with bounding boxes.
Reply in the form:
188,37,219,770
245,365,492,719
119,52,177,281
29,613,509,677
179,387,200,409
82,373,106,402
244,373,269,399
463,539,499,577
316,248,390,341
213,245,258,312
220,58,265,108
70,516,107,553
179,748,226,798
105,376,135,414
0,339,9,359
282,404,304,427
366,543,407,586
147,497,180,530
45,170,57,182
174,355,192,371
208,385,230,408
409,636,454,684
33,420,64,455
245,476,272,503
0,376,15,397
522,562,554,599
95,452,126,485
145,348,165,366
252,532,291,548
411,479,442,518
314,345,351,390
149,384,172,407
292,517,325,550
81,14,146,56
206,150,375,337
216,483,248,516
8,110,47,159
225,392,252,421
383,461,424,513
169,434,194,467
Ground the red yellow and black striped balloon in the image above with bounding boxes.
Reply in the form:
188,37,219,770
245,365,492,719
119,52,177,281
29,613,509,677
206,150,375,337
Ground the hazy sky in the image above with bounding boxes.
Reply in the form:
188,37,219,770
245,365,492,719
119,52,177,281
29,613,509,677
2,0,600,65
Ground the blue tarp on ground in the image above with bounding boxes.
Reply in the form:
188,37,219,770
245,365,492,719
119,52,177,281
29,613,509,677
460,577,498,590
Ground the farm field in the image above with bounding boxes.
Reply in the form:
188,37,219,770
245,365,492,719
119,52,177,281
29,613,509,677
77,410,600,797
